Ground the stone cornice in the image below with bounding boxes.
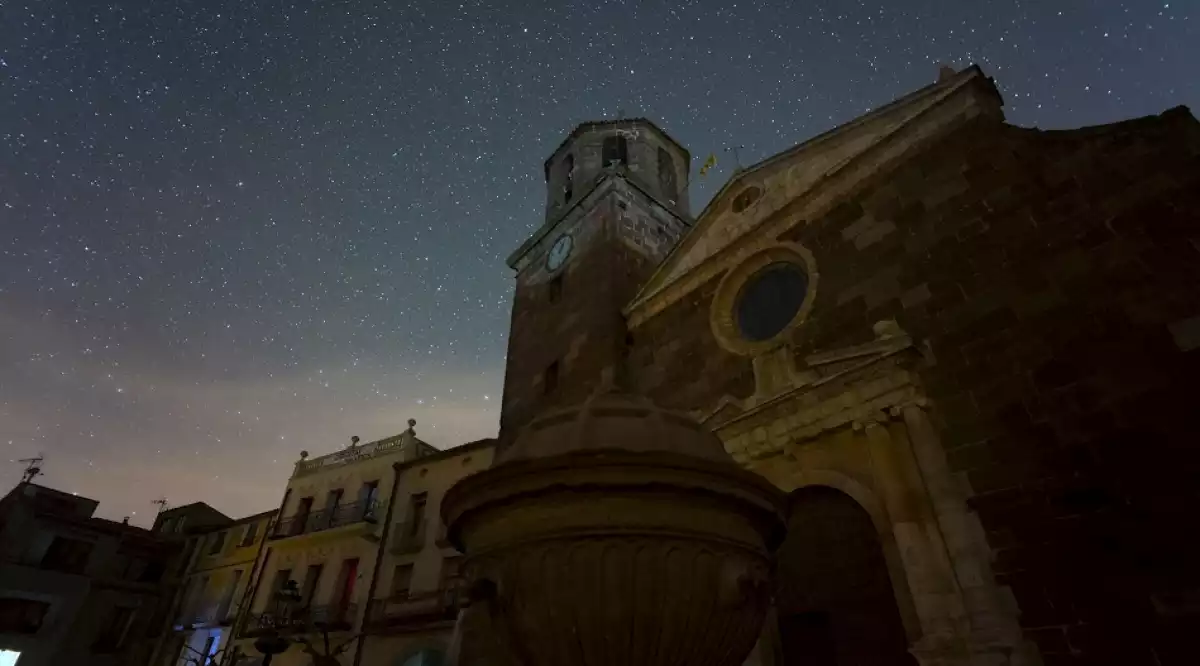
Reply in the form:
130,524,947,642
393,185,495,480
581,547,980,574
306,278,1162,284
697,325,931,464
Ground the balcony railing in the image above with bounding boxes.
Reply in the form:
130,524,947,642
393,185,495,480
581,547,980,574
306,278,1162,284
366,588,460,628
390,521,427,554
271,501,379,540
244,603,359,635
293,434,437,478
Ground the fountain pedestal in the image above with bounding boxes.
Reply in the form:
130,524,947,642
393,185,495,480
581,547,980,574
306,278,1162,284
442,391,786,666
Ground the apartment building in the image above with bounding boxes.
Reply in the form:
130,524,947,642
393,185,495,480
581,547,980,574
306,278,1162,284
150,509,276,666
228,422,493,666
0,483,209,666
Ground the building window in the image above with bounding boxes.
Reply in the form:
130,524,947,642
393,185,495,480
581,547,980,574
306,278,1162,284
735,262,810,342
359,480,380,521
269,569,293,607
300,564,323,608
563,153,574,202
139,559,164,583
292,497,314,535
391,564,414,599
0,597,51,634
207,531,226,555
240,521,259,547
543,361,560,395
408,493,427,536
731,186,763,213
548,274,563,303
602,135,628,167
658,147,677,202
91,606,135,653
40,536,93,575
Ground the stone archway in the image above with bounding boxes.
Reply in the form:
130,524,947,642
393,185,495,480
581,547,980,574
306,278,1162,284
776,485,914,666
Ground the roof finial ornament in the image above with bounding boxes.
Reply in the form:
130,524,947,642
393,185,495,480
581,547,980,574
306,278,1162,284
407,418,417,432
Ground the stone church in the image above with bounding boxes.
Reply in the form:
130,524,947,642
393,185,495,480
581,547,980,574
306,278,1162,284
495,65,1200,666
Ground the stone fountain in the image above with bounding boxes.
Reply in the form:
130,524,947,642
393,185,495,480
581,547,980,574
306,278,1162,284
441,390,786,666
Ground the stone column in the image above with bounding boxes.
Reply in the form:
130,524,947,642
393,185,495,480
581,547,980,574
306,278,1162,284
902,405,1041,666
862,418,972,666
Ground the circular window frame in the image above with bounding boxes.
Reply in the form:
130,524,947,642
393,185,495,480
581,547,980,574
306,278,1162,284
710,243,819,356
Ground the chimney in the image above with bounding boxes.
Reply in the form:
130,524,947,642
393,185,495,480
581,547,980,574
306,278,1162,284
938,64,957,83
122,517,130,525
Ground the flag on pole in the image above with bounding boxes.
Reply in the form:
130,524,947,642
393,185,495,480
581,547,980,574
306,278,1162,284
699,153,717,177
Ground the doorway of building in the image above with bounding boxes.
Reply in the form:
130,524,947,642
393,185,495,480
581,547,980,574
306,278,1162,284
776,486,913,666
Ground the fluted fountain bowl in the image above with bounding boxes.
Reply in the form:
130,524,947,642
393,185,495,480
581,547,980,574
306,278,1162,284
442,392,786,666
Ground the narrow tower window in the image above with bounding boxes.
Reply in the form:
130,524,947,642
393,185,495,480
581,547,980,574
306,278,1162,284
658,147,677,203
602,136,628,167
563,154,574,203
543,361,560,395
549,274,563,303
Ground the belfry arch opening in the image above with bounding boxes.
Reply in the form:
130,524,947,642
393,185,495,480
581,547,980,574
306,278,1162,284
775,485,914,666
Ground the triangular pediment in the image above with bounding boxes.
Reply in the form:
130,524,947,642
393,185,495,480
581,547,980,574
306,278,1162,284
627,66,1002,317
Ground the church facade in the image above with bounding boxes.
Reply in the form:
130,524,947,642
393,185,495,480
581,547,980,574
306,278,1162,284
498,66,1200,666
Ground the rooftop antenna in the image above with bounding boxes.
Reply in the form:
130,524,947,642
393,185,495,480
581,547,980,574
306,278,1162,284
152,497,170,516
724,145,746,171
616,107,626,120
17,455,44,484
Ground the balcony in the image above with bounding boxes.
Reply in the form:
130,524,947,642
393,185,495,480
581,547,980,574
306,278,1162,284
365,588,460,630
271,501,379,541
243,603,358,636
390,521,427,555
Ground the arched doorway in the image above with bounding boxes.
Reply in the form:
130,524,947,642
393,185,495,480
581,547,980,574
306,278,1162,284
776,486,913,666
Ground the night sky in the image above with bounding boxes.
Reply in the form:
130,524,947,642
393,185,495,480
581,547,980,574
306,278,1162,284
1,1,1195,524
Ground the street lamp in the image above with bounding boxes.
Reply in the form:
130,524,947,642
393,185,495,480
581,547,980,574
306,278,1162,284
254,579,302,666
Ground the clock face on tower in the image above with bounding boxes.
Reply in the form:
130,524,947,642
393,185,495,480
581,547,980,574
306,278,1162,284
546,233,573,271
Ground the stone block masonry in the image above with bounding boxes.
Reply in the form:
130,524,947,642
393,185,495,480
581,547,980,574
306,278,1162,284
630,108,1200,665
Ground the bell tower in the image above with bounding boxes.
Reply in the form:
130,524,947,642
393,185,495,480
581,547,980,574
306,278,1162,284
498,119,692,447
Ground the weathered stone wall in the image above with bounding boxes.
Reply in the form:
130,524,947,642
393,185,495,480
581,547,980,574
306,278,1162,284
629,108,1200,665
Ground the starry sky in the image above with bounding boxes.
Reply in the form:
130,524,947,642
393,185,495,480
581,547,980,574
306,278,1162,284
1,0,1195,524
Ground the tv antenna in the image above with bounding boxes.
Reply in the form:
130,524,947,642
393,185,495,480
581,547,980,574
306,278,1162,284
724,145,746,171
17,455,44,484
152,497,170,516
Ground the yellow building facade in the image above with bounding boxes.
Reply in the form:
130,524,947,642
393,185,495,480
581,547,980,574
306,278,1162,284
152,510,275,666
226,422,494,666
